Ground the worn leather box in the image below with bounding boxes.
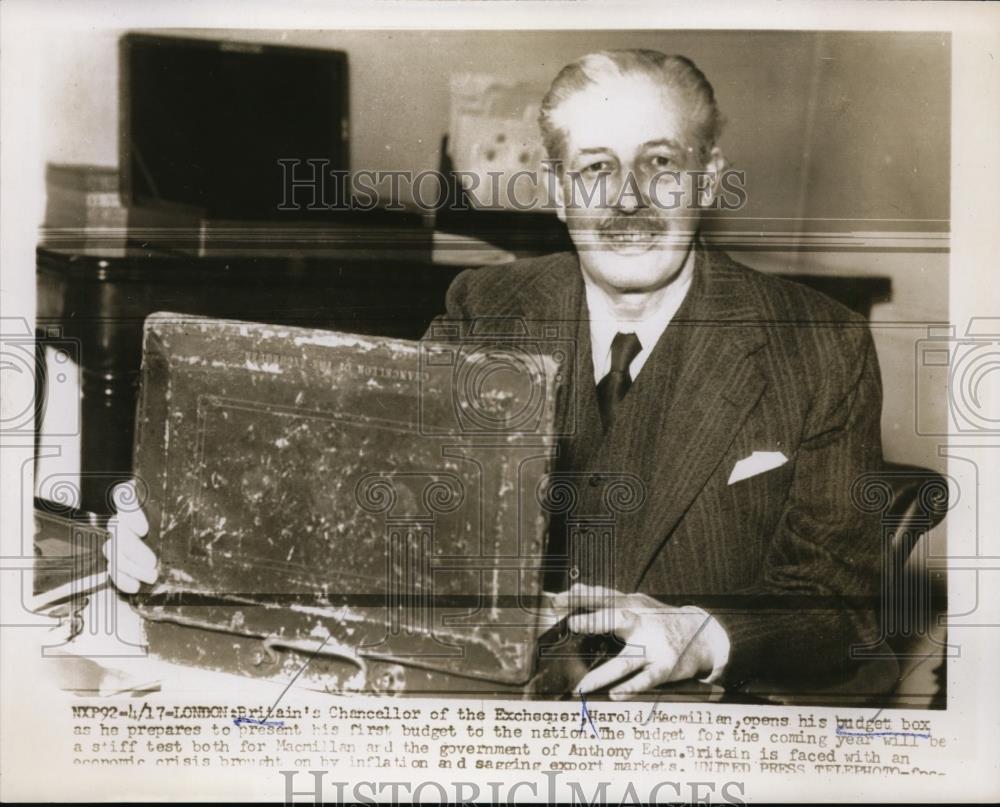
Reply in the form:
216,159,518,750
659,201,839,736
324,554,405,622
131,313,563,692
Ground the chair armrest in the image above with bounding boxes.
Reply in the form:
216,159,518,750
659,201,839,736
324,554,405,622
878,462,949,567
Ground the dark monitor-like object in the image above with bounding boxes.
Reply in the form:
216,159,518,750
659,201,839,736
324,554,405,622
120,33,348,221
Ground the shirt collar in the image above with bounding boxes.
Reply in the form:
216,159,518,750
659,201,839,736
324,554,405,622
584,247,696,382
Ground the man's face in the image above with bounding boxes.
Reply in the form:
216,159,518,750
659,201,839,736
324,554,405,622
551,73,722,296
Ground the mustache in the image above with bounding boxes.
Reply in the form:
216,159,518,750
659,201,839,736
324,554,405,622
594,215,671,236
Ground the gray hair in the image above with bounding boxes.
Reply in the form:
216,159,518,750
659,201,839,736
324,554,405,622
538,49,724,164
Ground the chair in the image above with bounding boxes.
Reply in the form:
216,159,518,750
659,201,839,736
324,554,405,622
857,462,949,704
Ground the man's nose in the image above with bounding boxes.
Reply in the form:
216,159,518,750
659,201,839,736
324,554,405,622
610,169,648,214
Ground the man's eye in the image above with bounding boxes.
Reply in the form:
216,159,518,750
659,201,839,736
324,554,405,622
581,162,610,175
650,155,673,169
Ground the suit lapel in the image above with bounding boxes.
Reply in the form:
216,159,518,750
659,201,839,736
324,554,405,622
604,248,770,590
560,288,604,470
491,248,770,591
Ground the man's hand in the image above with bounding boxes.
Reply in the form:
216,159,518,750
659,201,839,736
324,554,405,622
552,584,720,700
103,480,158,594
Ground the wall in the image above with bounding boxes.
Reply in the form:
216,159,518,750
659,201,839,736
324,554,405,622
38,28,951,471
43,29,949,223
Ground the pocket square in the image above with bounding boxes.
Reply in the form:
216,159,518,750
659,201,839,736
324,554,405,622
727,451,788,485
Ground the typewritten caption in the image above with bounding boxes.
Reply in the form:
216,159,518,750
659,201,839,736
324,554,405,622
67,701,947,778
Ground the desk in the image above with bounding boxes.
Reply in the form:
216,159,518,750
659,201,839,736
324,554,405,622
43,591,907,707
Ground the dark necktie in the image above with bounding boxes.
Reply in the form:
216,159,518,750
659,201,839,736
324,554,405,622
596,331,642,432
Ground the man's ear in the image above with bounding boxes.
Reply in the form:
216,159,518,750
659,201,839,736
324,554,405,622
542,159,567,223
698,146,727,208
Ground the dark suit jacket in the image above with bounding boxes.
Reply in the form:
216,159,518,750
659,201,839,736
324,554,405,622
435,246,884,688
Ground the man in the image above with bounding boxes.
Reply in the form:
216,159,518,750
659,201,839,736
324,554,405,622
108,49,884,698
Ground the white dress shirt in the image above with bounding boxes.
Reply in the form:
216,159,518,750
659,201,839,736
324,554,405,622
581,249,731,684
584,251,695,384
